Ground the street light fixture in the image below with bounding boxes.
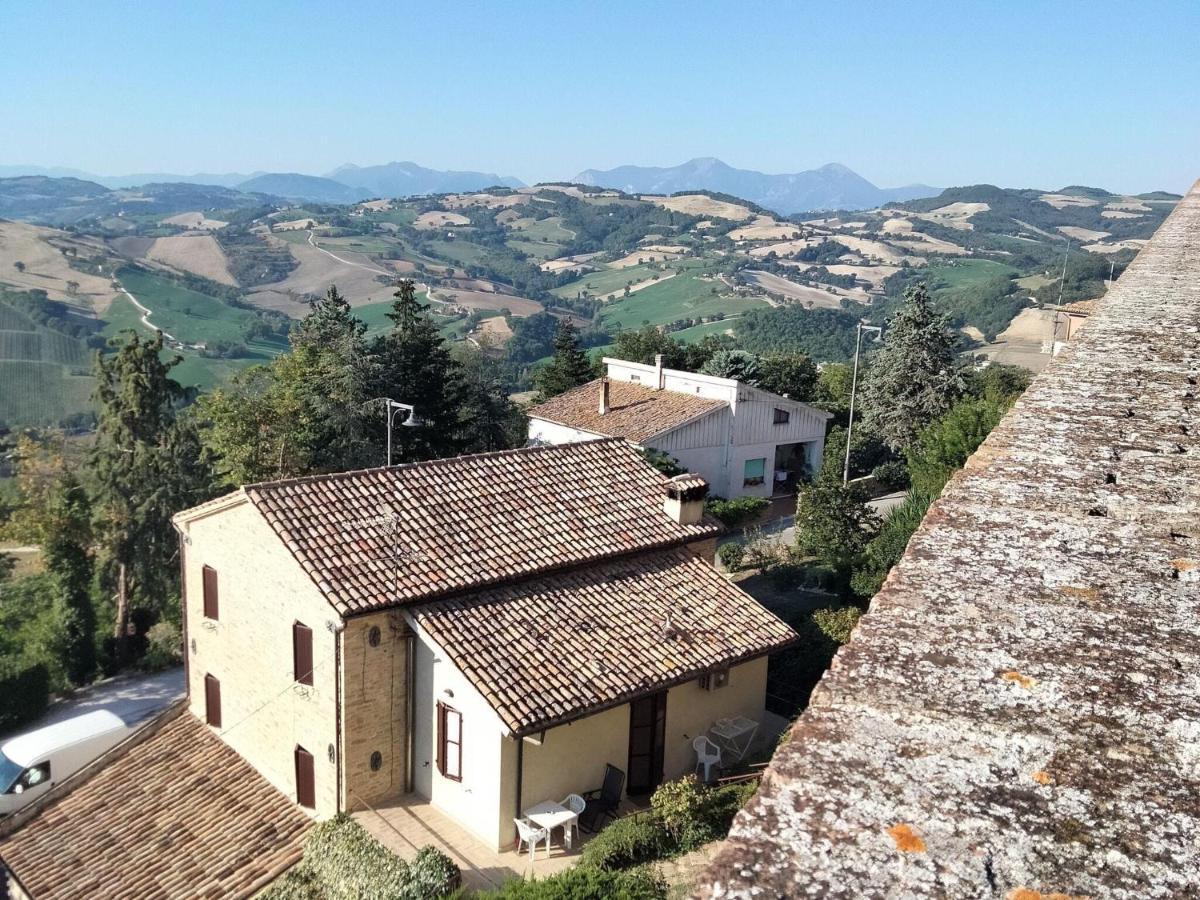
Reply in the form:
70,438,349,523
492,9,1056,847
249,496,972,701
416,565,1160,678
843,322,883,486
383,399,422,467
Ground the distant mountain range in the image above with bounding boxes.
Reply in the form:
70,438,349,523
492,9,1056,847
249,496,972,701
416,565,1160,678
572,158,938,214
0,162,525,204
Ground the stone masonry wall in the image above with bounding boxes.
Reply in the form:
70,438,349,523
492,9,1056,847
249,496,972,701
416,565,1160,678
699,180,1200,898
181,501,341,818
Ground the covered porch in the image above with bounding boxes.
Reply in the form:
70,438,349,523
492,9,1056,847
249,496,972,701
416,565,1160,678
771,439,821,497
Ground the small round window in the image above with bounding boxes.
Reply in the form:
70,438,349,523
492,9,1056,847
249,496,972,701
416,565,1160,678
370,751,383,772
368,626,382,647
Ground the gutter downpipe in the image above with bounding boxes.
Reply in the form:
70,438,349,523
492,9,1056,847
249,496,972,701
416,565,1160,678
514,737,524,839
405,632,416,793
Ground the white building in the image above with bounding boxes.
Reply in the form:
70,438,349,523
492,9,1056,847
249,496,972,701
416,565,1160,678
527,357,831,499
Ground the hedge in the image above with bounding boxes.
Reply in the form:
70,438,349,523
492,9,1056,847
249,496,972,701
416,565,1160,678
260,815,459,900
481,864,666,899
0,660,51,732
581,779,758,872
704,496,768,529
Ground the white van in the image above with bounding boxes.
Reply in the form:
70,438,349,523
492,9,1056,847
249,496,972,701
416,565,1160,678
0,710,131,817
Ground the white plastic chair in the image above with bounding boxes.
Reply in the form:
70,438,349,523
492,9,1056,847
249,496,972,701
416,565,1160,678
693,735,722,782
514,817,549,861
560,793,586,849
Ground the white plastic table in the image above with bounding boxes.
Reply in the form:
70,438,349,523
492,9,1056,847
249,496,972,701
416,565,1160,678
710,715,759,761
524,800,579,851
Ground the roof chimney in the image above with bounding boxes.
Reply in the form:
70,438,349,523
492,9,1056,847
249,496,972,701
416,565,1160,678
664,474,708,526
599,377,610,415
654,354,665,390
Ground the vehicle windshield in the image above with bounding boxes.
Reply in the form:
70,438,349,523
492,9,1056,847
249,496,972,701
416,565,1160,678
0,749,24,794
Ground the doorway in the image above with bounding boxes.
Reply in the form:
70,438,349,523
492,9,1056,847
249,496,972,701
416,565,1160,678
627,691,667,794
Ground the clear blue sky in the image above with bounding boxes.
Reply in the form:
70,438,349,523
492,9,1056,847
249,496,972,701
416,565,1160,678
2,0,1197,193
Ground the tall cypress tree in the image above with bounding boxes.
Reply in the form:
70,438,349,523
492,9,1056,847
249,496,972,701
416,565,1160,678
370,280,466,462
43,473,96,684
533,319,594,399
91,331,214,642
860,284,964,451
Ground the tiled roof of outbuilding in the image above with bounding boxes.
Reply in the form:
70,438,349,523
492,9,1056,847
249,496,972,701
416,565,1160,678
527,378,726,442
238,439,717,616
0,711,310,900
698,183,1200,897
415,547,797,736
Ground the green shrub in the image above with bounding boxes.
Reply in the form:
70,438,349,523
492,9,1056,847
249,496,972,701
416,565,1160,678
483,864,666,899
408,846,462,897
650,775,707,843
811,606,862,644
716,542,744,571
871,460,910,491
704,496,768,528
0,660,51,731
580,812,672,871
140,621,183,672
263,815,460,900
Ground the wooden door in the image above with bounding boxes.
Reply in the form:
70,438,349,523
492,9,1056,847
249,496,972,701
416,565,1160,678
627,691,667,794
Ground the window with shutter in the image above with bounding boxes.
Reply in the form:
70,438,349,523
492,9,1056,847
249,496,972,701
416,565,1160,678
294,745,315,809
436,702,463,782
202,565,218,620
293,622,313,686
204,674,221,728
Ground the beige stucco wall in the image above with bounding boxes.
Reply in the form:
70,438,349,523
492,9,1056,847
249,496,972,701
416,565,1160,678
514,702,630,825
497,656,770,849
408,618,511,850
662,656,769,779
180,501,340,817
340,610,409,809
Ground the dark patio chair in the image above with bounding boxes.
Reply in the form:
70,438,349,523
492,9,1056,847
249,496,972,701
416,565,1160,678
579,763,625,833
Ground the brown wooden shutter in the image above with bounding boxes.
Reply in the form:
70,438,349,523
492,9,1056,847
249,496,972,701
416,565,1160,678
293,622,314,686
295,745,315,809
202,565,218,620
436,702,446,775
204,674,221,728
436,702,462,782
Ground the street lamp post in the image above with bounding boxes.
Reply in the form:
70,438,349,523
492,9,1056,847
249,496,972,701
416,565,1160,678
843,322,882,486
383,400,422,467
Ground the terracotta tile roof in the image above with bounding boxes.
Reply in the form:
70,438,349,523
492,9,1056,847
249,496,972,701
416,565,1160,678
415,548,797,736
699,182,1200,898
527,379,726,442
0,711,310,900
241,439,717,616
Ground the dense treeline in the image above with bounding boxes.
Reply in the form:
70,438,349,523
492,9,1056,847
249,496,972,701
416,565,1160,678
734,305,863,362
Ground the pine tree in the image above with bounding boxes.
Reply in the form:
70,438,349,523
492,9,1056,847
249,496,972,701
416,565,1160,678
533,319,594,399
370,280,466,462
43,473,96,684
91,332,214,643
861,283,964,451
699,349,761,384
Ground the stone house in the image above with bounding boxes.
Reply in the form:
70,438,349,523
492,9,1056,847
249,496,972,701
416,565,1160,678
526,356,831,499
171,439,796,851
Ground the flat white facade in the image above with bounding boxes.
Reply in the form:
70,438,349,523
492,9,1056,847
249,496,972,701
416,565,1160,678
528,358,831,499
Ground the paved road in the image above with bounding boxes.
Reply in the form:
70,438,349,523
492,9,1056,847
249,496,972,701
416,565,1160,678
723,490,910,550
5,668,185,740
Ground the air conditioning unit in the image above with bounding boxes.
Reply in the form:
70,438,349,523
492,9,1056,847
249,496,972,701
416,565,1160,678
699,667,730,691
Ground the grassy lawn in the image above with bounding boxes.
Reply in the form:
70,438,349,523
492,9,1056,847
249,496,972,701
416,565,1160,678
550,262,668,299
367,207,418,226
506,238,561,260
112,268,261,346
671,319,741,343
924,258,1018,290
427,239,487,266
317,234,405,256
511,216,574,243
600,273,766,330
